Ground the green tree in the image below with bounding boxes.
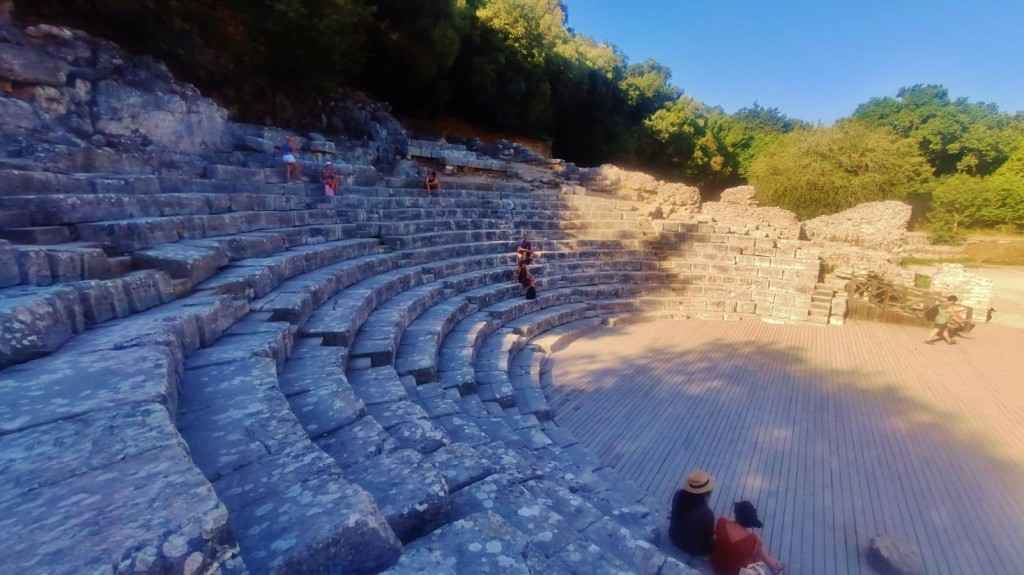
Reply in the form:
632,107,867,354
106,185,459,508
748,121,933,218
853,84,1016,177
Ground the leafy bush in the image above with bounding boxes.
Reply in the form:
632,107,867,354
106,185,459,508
748,121,933,218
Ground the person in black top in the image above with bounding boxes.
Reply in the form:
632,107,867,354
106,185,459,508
669,469,716,557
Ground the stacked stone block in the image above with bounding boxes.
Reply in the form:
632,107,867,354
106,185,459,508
650,220,821,323
407,139,507,172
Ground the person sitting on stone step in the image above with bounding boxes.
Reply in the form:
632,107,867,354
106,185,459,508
321,162,338,196
424,170,441,197
515,259,537,299
517,233,536,265
669,470,717,564
710,501,785,575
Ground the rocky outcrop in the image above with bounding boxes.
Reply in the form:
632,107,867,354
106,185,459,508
329,91,409,166
0,22,229,157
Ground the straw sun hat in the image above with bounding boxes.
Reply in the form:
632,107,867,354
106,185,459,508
682,470,715,494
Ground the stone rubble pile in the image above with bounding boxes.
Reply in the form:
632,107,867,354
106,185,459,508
699,185,801,240
803,201,912,252
578,164,701,219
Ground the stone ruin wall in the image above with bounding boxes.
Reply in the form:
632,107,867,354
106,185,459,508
576,168,1002,322
802,201,916,285
578,164,701,220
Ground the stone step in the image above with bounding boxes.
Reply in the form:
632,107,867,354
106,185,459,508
0,293,246,572
347,366,451,455
0,209,31,228
0,404,236,574
0,226,72,245
178,338,403,573
810,301,832,314
0,270,177,370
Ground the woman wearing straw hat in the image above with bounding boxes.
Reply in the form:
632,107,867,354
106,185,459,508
710,501,785,575
669,470,717,560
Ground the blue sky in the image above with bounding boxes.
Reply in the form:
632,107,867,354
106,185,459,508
566,0,1024,124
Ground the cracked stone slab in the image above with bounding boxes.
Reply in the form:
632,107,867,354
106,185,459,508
0,346,177,435
435,413,491,447
388,416,451,454
0,404,234,574
347,366,409,405
424,442,496,492
177,357,308,482
0,288,83,369
382,511,531,575
451,478,578,557
582,517,675,575
348,448,450,543
316,416,399,469
211,445,402,575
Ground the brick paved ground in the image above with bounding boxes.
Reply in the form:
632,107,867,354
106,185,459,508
547,319,1024,575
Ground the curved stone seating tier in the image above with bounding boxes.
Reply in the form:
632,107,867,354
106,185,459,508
0,293,244,573
0,269,175,370
0,161,726,573
177,321,403,573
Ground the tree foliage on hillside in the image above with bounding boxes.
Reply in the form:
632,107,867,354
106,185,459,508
853,85,1018,177
14,1,1024,236
748,122,933,219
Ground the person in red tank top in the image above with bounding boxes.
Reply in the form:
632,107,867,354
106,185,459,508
710,501,785,575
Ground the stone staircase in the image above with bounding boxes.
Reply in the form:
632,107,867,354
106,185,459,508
0,146,831,572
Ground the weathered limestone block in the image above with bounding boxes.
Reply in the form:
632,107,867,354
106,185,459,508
134,242,229,286
0,240,19,287
0,404,236,575
0,286,84,370
0,345,176,433
384,512,531,574
92,79,228,153
0,96,40,132
0,42,69,86
348,448,450,543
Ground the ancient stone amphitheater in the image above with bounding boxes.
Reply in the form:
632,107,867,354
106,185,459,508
0,20,840,575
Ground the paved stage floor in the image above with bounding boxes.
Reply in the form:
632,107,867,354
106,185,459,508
547,319,1024,575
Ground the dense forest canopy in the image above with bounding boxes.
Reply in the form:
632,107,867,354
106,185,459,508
14,0,1024,240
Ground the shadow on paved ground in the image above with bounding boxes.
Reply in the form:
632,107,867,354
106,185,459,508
547,323,1024,575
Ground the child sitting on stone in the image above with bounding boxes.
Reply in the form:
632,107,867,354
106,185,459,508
321,163,338,196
